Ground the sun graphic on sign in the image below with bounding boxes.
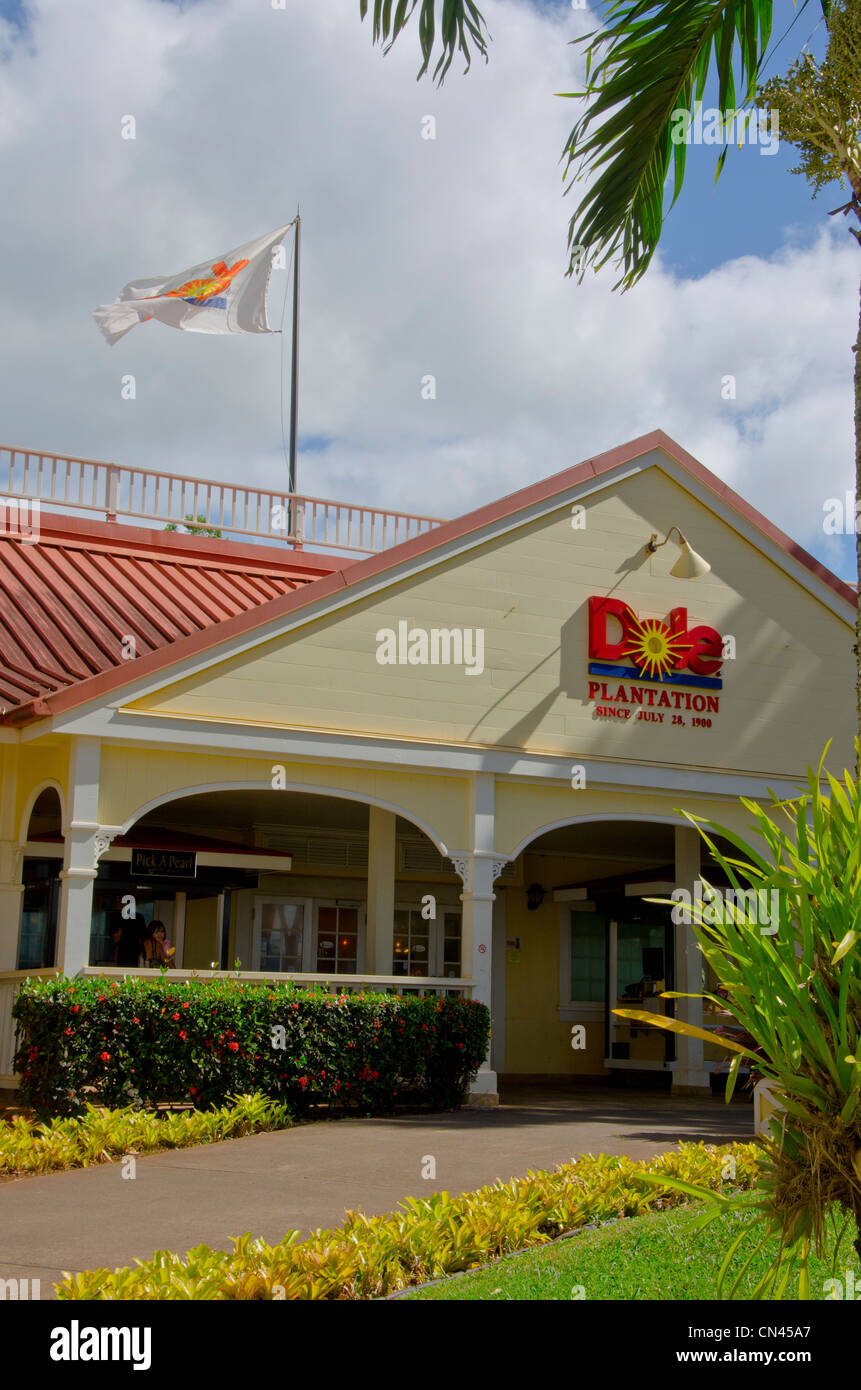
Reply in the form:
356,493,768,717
622,617,688,680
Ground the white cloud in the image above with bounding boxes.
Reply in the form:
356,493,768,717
0,0,855,575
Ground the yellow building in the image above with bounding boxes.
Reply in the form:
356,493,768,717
0,431,854,1100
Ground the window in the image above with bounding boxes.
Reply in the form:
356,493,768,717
569,911,607,1002
316,904,359,973
258,900,306,973
392,905,462,978
441,910,461,978
18,860,60,968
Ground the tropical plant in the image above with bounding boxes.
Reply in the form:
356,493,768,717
359,0,490,83
615,742,861,1297
56,1141,760,1299
0,1094,290,1177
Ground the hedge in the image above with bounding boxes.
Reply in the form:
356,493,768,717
12,975,490,1116
56,1142,763,1300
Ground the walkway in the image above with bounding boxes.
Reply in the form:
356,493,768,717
0,1087,750,1297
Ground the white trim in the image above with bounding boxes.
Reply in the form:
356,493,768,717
553,887,591,903
41,709,815,805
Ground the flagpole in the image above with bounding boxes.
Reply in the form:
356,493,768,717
288,212,300,501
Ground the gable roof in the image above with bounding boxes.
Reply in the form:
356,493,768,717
3,429,855,727
0,512,344,717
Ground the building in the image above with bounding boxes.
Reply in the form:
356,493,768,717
0,431,854,1100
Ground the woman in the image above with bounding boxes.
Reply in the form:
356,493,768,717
143,920,175,968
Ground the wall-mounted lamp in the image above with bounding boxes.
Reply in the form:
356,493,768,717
526,883,546,911
646,525,711,579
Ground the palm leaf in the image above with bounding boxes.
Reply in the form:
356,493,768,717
562,0,830,289
359,0,489,82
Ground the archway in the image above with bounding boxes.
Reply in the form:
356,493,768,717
89,786,465,985
497,817,731,1091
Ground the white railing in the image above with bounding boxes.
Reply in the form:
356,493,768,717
80,965,472,998
0,445,444,556
0,969,61,1086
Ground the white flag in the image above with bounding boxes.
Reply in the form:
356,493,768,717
93,220,295,346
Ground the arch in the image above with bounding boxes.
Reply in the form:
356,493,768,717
119,781,451,857
508,811,691,864
18,780,66,844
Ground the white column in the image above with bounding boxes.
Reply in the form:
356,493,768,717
455,772,503,1102
0,744,23,970
672,824,710,1093
366,805,396,975
56,739,103,975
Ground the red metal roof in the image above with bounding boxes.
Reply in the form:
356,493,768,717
0,513,342,715
2,431,856,725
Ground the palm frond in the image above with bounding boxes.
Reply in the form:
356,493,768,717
359,0,490,83
562,0,830,290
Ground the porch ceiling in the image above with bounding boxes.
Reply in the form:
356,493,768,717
134,789,427,842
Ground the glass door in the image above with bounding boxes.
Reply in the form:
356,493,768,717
315,903,361,974
255,899,308,973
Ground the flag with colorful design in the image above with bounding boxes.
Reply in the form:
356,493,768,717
93,220,295,346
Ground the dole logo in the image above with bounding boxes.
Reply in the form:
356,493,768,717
588,596,723,689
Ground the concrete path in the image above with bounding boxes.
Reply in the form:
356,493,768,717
0,1087,750,1298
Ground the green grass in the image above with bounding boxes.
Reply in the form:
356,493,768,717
405,1204,861,1301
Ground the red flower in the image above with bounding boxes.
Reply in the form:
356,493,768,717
172,1013,180,1021
64,1027,73,1036
100,1051,111,1062
71,1005,79,1013
298,1077,308,1089
189,1086,197,1095
228,1041,239,1051
182,1002,190,1009
179,1030,187,1040
133,1017,140,1024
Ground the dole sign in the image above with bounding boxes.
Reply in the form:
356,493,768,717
588,596,723,690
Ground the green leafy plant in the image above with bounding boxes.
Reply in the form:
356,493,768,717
0,1093,290,1177
12,975,490,1117
615,743,861,1297
56,1141,760,1300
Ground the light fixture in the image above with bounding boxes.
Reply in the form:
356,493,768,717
526,883,546,912
646,526,711,579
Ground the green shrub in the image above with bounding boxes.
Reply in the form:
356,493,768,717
12,975,489,1117
0,1093,290,1175
56,1141,761,1300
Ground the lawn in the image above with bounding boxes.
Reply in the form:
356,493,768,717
404,1204,861,1301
